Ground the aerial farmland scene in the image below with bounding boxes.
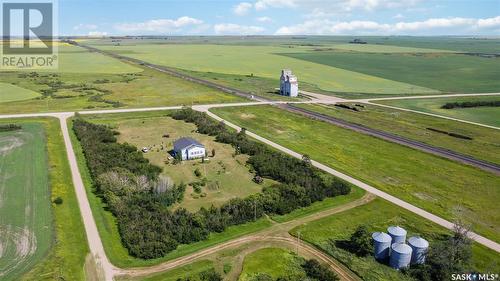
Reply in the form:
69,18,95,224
0,1,499,281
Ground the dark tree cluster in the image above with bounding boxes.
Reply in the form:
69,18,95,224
404,225,473,281
74,109,351,259
177,268,222,281
441,100,500,109
0,124,22,132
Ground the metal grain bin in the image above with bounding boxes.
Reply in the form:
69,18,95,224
408,236,429,264
387,226,407,245
390,243,413,269
372,232,392,260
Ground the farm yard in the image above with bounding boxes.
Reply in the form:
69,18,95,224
376,95,500,127
87,111,274,212
294,103,500,164
0,123,51,281
290,198,500,280
210,105,500,243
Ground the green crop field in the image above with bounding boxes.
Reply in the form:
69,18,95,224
88,112,275,212
210,105,500,243
290,198,500,279
0,123,51,281
239,248,306,281
281,52,500,93
92,43,437,95
376,95,500,127
0,43,142,74
0,83,41,103
328,43,454,53
295,103,500,164
0,118,88,281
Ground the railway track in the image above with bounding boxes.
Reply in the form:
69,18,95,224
72,40,500,175
281,104,500,175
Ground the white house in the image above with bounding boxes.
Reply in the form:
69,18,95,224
280,69,298,97
173,137,206,161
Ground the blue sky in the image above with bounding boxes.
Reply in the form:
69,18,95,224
59,0,500,36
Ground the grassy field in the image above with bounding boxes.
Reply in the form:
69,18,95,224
88,112,274,212
92,43,437,95
376,95,500,127
0,123,52,281
272,186,366,223
0,83,41,103
119,260,215,281
290,198,500,280
239,248,306,281
0,118,88,281
211,105,500,243
0,64,244,114
281,51,500,93
68,111,275,268
295,103,500,164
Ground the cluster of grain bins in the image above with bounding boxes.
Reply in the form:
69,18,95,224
372,226,429,270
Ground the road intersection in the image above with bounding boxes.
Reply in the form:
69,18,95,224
1,92,499,280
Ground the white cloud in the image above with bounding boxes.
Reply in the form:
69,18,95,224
393,13,404,19
275,16,500,35
234,2,253,15
256,16,273,23
88,31,108,37
74,23,98,30
114,16,204,34
255,0,297,10
247,0,419,13
214,23,265,35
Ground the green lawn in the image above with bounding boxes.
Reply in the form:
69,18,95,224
290,198,500,279
0,83,41,103
93,43,437,95
295,103,500,164
68,112,273,268
281,52,500,94
86,112,274,212
210,105,500,243
0,118,87,281
239,248,306,281
376,95,500,127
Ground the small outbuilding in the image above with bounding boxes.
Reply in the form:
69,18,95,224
173,137,206,161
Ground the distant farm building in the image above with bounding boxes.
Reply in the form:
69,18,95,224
349,38,367,44
280,69,298,97
173,137,206,160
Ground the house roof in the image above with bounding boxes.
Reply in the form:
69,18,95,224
174,137,204,150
